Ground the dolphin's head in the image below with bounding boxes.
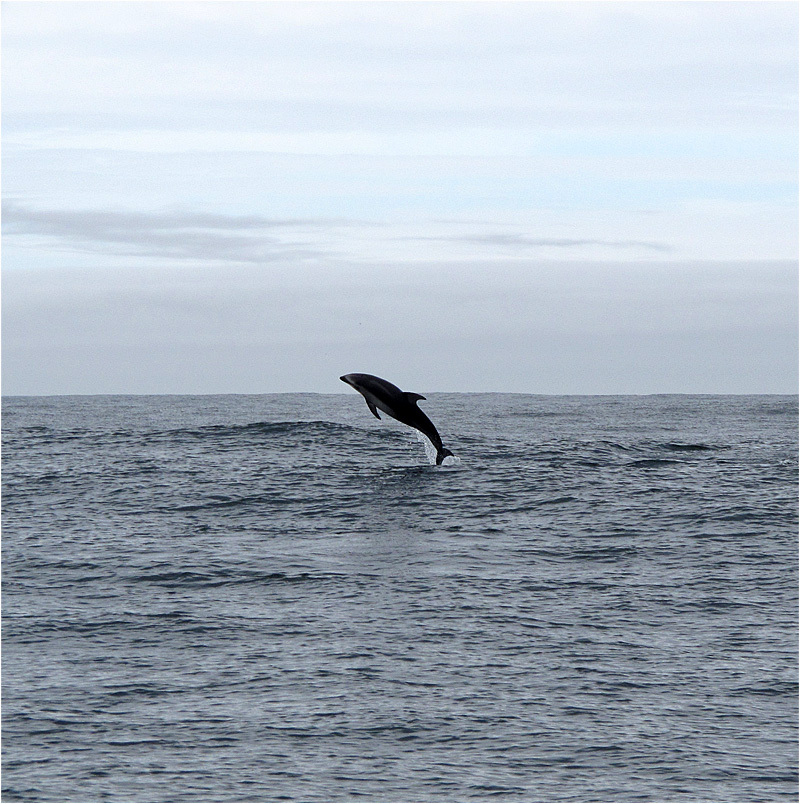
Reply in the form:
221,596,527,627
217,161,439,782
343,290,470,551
341,373,372,390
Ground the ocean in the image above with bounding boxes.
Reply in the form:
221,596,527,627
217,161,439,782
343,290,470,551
2,392,797,803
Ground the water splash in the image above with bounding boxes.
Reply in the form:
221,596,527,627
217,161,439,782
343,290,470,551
414,431,460,466
415,431,438,465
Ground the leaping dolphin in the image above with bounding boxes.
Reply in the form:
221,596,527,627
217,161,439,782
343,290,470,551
340,373,454,465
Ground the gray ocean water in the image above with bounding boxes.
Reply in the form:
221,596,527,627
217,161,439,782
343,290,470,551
2,393,797,803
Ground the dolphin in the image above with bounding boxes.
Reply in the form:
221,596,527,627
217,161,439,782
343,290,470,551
340,373,454,465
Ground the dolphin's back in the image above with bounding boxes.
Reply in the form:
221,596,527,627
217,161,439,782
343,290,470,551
348,373,405,399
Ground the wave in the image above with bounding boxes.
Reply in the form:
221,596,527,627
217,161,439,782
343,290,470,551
144,420,362,444
660,442,717,452
8,420,364,449
627,458,683,468
123,568,351,589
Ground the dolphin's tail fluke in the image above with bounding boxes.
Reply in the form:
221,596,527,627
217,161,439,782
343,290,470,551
436,447,454,466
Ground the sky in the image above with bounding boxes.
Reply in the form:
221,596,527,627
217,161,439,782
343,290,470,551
2,0,797,395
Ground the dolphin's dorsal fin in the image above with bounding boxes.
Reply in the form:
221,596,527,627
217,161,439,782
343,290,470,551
405,392,426,404
366,400,381,419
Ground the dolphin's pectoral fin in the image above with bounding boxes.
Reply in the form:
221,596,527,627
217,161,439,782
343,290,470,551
405,392,426,404
366,401,381,419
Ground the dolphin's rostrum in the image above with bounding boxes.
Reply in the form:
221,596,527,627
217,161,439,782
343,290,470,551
340,373,454,465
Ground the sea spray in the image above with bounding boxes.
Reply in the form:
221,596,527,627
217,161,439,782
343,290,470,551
415,430,459,466
415,429,438,464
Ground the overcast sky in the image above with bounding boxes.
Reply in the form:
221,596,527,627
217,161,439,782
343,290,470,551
2,1,797,395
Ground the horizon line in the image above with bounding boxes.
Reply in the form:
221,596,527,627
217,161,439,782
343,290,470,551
2,391,797,399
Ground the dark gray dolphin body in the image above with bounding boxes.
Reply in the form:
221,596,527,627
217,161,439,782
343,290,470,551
340,373,454,465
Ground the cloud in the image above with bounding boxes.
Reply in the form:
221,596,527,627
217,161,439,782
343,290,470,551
1,201,356,264
1,3,796,272
408,232,672,254
3,2,796,133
